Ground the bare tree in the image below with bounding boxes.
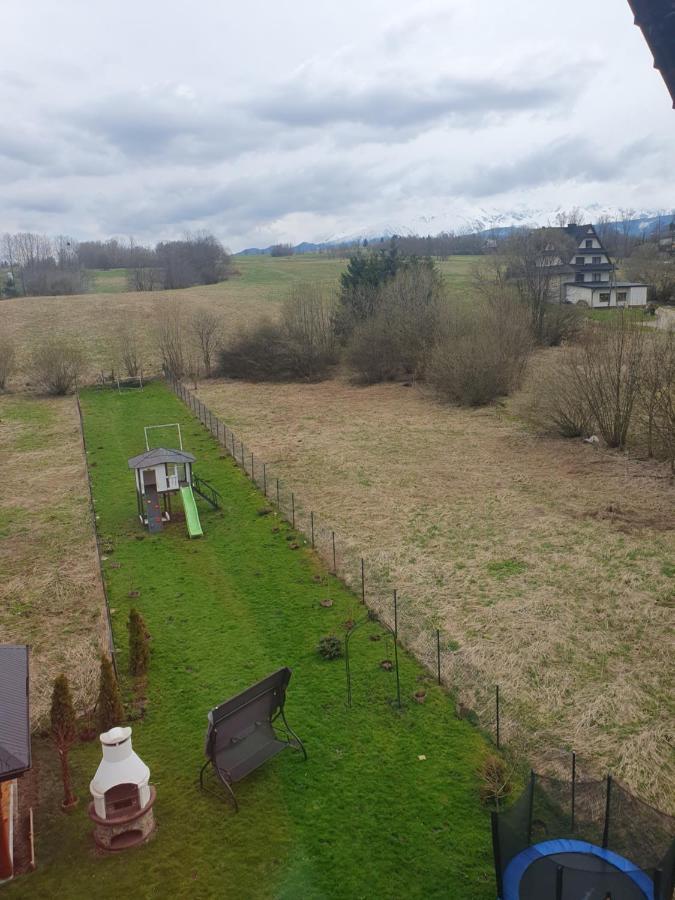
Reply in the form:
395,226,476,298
477,228,578,345
190,308,221,378
566,314,644,448
155,302,186,378
281,284,338,380
618,208,637,260
624,244,675,305
114,322,141,378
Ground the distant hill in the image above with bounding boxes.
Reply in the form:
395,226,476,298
235,211,673,256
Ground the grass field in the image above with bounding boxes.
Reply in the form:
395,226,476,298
195,370,675,813
87,268,130,293
2,255,482,386
0,394,105,724
6,381,495,899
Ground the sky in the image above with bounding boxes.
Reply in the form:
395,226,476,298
2,0,673,251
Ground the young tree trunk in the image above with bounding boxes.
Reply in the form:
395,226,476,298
59,748,78,810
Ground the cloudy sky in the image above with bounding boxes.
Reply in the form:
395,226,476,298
2,0,673,250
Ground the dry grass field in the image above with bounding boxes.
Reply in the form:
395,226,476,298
196,369,675,812
1,254,481,386
0,393,105,725
2,256,348,385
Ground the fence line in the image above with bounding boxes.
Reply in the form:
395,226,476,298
166,376,559,763
75,394,118,677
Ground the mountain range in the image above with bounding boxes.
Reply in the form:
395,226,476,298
236,209,674,256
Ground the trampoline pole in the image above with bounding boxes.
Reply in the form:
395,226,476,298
526,770,536,846
555,865,564,900
653,868,662,900
602,774,612,849
571,750,576,833
490,811,504,900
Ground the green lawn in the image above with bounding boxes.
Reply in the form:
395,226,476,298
9,381,495,899
87,268,130,293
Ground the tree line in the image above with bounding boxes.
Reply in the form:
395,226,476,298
1,231,232,297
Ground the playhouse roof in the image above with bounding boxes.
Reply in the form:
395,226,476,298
127,448,196,469
0,645,31,783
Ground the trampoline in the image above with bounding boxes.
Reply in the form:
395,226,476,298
503,839,654,899
491,761,675,900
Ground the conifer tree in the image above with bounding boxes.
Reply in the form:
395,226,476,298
128,608,150,677
50,674,78,809
96,654,124,733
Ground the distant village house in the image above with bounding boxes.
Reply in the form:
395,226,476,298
541,223,648,310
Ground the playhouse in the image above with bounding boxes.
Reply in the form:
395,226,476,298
128,446,202,536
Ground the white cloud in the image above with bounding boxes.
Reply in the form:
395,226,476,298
0,0,672,250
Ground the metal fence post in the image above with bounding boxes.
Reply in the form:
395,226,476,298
251,452,254,482
393,590,401,709
436,629,441,685
361,558,365,604
291,492,295,529
263,463,267,496
332,531,336,573
276,478,280,508
310,512,315,548
496,684,501,749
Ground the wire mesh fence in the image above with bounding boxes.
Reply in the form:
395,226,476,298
168,377,570,760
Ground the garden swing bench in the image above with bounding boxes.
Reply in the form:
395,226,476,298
199,667,307,811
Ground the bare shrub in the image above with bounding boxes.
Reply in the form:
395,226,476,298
566,314,644,449
191,308,221,378
428,298,532,406
539,302,583,347
218,284,337,382
526,353,593,437
32,339,85,395
638,330,675,470
346,316,402,384
478,754,512,810
346,265,443,383
128,267,163,291
155,302,187,378
218,320,295,381
114,323,141,377
0,336,16,390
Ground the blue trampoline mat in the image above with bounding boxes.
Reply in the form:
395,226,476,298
501,838,653,900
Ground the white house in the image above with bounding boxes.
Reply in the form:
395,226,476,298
539,223,649,309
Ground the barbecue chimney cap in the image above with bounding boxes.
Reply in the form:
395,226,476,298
100,726,132,746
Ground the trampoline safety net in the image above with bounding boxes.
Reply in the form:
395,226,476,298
492,767,675,900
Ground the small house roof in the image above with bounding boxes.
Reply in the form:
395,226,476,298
127,447,196,469
0,645,31,782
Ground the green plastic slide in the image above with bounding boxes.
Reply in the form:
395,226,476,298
180,485,203,538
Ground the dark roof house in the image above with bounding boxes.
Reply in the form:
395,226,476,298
0,645,31,782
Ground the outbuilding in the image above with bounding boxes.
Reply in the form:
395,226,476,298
0,645,31,882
